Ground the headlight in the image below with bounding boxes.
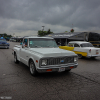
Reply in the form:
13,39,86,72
74,57,78,62
41,59,47,66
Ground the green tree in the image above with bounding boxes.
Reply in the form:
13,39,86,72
70,29,74,33
4,33,7,38
38,29,53,36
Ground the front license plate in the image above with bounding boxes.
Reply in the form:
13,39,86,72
58,67,65,72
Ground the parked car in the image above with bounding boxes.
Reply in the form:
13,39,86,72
0,38,10,49
59,41,100,58
12,36,78,76
9,38,16,42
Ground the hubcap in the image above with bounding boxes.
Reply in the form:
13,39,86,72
78,54,82,58
30,62,34,74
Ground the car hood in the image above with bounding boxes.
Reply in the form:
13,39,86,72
29,48,76,57
0,41,7,44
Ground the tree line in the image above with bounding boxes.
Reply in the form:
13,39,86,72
0,33,12,40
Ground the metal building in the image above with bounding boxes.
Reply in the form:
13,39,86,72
46,32,100,46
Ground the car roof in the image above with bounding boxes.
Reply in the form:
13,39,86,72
24,36,54,39
69,41,89,44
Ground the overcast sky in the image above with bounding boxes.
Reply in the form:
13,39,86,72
0,0,100,36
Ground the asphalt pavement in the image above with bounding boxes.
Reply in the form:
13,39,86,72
0,42,100,100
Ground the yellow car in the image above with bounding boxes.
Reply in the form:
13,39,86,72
59,41,100,58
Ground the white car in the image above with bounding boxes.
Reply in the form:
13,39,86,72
12,36,78,76
68,41,100,58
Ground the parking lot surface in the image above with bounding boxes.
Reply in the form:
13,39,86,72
0,42,100,100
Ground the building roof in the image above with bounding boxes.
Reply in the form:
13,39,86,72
45,32,83,39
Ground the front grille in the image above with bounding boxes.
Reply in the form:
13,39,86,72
2,43,6,44
47,57,74,65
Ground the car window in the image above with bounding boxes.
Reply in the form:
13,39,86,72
74,44,80,47
29,38,58,48
68,43,73,47
80,43,94,47
23,39,28,47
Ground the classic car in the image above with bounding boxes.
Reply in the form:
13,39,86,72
12,36,78,76
59,41,100,58
0,38,10,49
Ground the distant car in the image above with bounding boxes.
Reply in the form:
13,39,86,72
9,38,16,42
0,38,10,49
59,41,100,58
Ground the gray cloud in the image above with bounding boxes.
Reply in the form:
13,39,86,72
0,0,100,36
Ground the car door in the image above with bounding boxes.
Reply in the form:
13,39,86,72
73,43,81,51
20,38,29,65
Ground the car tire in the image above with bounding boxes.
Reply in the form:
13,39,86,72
78,54,83,59
29,60,37,76
91,57,96,59
14,53,19,64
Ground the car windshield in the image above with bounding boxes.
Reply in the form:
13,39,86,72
0,39,6,42
80,43,94,47
29,38,58,48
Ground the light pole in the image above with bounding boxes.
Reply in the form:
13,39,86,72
13,33,15,37
42,26,45,31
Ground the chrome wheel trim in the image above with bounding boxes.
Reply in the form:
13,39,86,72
78,54,82,58
30,62,35,74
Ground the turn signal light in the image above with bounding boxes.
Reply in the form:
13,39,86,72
89,49,91,53
96,50,99,54
46,69,52,72
70,66,74,69
36,60,38,63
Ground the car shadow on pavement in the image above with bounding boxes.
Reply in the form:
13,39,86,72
37,71,72,78
18,62,72,78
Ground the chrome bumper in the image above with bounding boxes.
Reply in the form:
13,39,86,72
36,63,78,73
87,54,100,57
0,46,9,48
